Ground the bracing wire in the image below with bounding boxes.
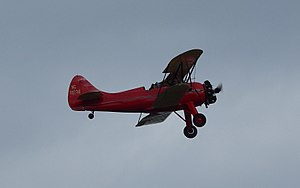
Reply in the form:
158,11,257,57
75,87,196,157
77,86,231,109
193,64,197,82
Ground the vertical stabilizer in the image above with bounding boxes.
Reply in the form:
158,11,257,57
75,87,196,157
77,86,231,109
68,75,102,111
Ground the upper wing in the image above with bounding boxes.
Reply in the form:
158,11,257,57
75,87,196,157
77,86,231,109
136,112,172,127
162,49,203,85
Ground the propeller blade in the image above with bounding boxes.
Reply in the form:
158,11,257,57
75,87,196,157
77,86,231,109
214,83,223,93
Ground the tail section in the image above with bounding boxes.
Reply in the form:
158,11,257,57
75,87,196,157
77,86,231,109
68,75,103,111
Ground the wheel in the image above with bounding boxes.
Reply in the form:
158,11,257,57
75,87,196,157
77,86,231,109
183,126,198,139
88,112,94,119
193,113,206,127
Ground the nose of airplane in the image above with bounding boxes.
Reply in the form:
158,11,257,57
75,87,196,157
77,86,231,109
203,80,222,107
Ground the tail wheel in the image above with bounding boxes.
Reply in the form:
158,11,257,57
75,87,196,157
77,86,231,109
88,112,94,119
183,126,198,139
193,113,206,127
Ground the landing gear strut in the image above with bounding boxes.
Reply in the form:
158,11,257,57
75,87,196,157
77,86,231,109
88,111,94,119
181,103,207,139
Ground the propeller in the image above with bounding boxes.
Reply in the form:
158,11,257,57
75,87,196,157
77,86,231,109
193,80,222,108
203,81,223,107
214,83,223,94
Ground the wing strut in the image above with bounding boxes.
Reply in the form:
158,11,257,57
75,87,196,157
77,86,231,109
157,73,167,96
173,111,186,122
184,64,196,85
137,112,143,124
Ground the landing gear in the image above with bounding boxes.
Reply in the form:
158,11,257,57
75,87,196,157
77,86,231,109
193,113,206,127
180,104,207,139
88,111,94,119
180,110,200,139
183,126,197,139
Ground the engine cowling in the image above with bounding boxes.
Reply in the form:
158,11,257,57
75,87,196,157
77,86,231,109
204,80,221,107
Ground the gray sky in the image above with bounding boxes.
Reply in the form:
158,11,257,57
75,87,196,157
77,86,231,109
1,0,300,187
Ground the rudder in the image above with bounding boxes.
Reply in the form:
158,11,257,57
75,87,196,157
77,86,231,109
68,75,102,111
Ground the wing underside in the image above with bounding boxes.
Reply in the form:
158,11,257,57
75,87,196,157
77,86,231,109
162,49,203,85
136,112,172,127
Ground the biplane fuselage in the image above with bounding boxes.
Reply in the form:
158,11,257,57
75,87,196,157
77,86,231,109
69,76,206,113
68,49,221,139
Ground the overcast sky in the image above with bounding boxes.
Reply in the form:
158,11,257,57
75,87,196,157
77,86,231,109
1,0,300,187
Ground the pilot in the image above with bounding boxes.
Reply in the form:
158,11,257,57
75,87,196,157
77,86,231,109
150,82,161,89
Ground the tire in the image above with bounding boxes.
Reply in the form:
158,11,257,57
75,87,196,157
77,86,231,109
193,113,206,127
88,113,94,119
183,126,198,139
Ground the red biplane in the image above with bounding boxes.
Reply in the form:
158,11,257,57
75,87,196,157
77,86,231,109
68,49,222,138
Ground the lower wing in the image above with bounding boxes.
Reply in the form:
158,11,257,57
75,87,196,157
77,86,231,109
136,112,172,127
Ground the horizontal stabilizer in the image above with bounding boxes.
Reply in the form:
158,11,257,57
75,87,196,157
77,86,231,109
78,90,102,101
136,112,172,127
